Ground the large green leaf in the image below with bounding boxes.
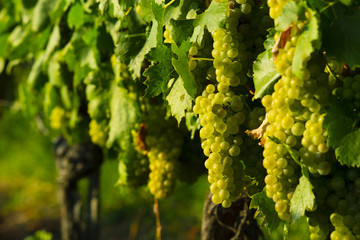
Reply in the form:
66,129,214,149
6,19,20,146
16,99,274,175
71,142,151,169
292,7,320,78
106,85,140,149
171,41,197,98
129,1,163,79
143,44,173,97
253,49,280,99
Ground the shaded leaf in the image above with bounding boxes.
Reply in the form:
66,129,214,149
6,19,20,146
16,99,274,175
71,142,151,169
335,129,360,167
253,49,280,99
143,44,173,97
129,2,164,79
171,41,197,98
292,7,320,78
323,11,360,69
250,190,281,231
323,99,356,147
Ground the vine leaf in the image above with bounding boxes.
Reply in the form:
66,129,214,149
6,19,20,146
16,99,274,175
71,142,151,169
107,84,140,149
292,7,320,78
67,3,85,29
290,169,315,223
129,1,163,79
335,129,360,167
32,0,58,32
98,0,138,18
253,49,280,99
190,0,228,45
143,44,173,97
276,1,304,31
322,99,360,167
323,11,360,69
170,19,194,46
171,40,197,98
250,190,281,232
323,99,356,147
166,77,192,124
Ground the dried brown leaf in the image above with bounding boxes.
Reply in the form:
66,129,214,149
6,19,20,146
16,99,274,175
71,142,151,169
272,26,292,60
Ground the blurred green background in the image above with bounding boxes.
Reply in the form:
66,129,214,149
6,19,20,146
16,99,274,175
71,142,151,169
0,108,310,240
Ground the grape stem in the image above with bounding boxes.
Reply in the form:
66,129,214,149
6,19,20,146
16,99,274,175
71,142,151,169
125,33,147,38
164,0,175,8
190,57,214,61
153,197,162,240
325,63,340,81
125,7,132,16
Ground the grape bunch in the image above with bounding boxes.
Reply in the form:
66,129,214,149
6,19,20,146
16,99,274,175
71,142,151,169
120,127,151,188
145,113,183,199
261,17,335,221
49,106,66,130
306,162,360,240
125,152,150,188
89,120,107,147
193,0,271,208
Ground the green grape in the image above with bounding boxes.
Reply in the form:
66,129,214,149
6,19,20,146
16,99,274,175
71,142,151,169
145,111,183,199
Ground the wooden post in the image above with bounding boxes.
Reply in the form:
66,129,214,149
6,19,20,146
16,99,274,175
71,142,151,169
54,138,103,240
201,191,262,240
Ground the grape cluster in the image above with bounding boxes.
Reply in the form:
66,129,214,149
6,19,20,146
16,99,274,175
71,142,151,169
306,163,360,240
193,2,256,208
192,0,272,208
145,115,183,199
193,85,247,208
125,130,150,188
89,120,107,147
261,19,335,221
126,153,150,188
49,106,66,130
189,34,214,83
